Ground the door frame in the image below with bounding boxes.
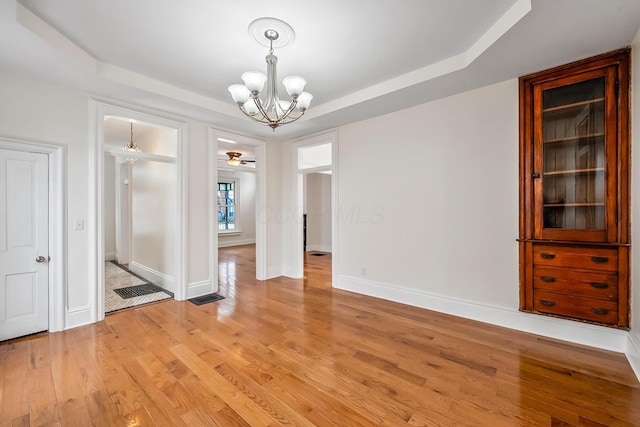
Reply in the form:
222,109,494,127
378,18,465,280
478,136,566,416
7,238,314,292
289,131,338,283
209,129,267,282
0,136,66,333
90,100,188,322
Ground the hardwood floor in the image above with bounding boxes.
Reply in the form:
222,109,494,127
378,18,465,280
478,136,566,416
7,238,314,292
1,244,639,426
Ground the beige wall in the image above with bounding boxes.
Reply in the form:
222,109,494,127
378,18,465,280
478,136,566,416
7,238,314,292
336,79,519,307
306,173,332,252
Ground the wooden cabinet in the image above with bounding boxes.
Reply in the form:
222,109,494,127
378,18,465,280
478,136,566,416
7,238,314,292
518,49,630,328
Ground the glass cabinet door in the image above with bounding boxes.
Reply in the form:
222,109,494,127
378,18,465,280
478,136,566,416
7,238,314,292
533,69,616,242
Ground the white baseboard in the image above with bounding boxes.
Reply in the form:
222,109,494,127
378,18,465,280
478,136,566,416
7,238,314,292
218,238,256,248
129,261,176,293
65,304,93,330
104,252,116,261
336,275,629,353
282,265,303,279
627,333,640,381
266,265,284,279
306,244,332,253
186,279,216,299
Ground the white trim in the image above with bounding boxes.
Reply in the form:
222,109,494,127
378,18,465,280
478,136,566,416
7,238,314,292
129,261,175,291
65,304,92,329
90,100,188,324
267,265,285,279
218,238,256,248
210,129,267,281
627,333,640,381
186,280,214,299
0,136,67,333
289,131,338,280
104,252,116,261
306,245,332,253
299,165,332,175
336,275,629,352
207,128,219,295
104,147,176,164
218,230,243,236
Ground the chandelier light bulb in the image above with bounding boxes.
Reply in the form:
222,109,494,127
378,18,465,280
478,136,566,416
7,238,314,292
282,76,306,97
228,84,251,104
241,71,267,94
296,92,313,110
244,100,261,115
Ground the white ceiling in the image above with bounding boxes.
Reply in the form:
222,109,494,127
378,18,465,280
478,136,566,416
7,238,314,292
2,1,640,141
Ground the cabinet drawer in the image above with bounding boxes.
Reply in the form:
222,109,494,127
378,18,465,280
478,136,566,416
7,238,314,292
533,267,617,300
533,291,618,324
533,245,618,272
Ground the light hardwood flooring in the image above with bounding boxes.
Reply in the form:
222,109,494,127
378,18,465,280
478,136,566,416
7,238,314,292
1,244,639,425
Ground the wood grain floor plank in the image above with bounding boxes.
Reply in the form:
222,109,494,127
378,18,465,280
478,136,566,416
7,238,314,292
1,245,639,425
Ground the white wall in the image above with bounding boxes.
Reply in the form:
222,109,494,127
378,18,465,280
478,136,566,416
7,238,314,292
337,79,519,307
306,173,332,252
628,30,640,379
267,139,285,278
103,154,116,260
130,159,176,290
218,170,256,247
187,121,211,287
0,70,91,327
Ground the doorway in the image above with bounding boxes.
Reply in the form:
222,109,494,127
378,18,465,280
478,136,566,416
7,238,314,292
291,132,337,282
210,129,266,291
103,117,177,313
92,101,187,322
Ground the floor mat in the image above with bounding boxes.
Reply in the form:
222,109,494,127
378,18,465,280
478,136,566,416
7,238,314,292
113,283,166,299
105,262,172,313
188,293,225,306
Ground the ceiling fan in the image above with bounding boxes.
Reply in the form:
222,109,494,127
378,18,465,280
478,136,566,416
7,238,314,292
225,151,255,166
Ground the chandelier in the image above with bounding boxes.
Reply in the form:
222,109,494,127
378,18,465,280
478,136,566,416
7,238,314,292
122,122,141,162
228,18,313,130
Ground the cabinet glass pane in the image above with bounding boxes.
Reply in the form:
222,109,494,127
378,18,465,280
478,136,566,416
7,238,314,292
541,77,605,230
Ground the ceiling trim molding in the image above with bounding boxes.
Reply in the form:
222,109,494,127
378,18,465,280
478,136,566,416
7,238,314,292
16,0,531,127
303,0,531,121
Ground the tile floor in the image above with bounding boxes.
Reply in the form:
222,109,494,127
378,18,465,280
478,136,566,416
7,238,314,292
105,261,172,313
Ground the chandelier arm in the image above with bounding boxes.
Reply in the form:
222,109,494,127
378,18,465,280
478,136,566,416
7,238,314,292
238,104,272,125
251,95,277,123
277,109,306,125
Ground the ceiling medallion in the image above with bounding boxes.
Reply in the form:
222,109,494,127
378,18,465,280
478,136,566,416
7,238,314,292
228,17,313,130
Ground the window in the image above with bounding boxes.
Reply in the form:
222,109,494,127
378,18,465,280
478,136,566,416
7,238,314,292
217,181,237,231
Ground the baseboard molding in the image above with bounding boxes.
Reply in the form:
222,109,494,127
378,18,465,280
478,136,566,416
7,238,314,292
65,304,93,330
282,265,303,279
266,265,284,280
186,279,216,300
218,238,256,248
129,261,176,293
104,252,116,261
627,333,640,381
306,244,332,253
336,275,629,353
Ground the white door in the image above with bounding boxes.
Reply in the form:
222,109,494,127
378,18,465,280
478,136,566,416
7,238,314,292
0,148,48,341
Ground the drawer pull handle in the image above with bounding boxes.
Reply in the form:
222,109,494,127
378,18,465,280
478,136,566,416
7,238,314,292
591,256,609,263
541,276,556,283
591,308,609,315
590,282,609,289
540,253,556,260
540,300,556,307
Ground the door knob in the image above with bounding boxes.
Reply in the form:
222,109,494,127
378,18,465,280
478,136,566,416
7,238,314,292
36,256,47,263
